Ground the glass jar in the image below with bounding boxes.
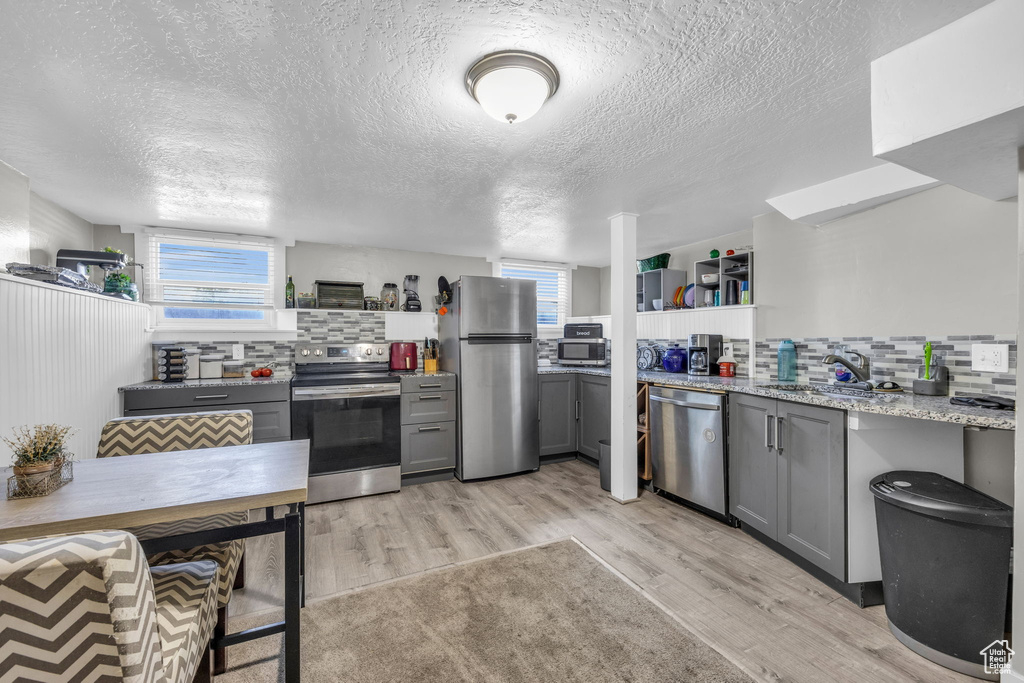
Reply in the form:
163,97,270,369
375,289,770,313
380,283,399,311
222,360,245,378
199,354,224,379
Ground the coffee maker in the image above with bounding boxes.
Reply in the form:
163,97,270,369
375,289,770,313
687,334,723,376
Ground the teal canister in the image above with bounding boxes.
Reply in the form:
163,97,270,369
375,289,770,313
777,340,797,382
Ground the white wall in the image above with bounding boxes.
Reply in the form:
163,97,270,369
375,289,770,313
755,184,1018,339
0,275,151,466
0,160,30,267
571,266,601,316
0,159,96,271
29,191,94,266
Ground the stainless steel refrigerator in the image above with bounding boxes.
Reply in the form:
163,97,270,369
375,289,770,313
439,275,539,481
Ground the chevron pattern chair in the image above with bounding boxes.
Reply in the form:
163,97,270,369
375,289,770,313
0,530,218,683
97,410,254,674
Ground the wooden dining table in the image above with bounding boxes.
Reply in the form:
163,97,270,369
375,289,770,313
0,439,310,682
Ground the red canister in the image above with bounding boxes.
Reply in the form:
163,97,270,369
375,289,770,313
719,360,736,377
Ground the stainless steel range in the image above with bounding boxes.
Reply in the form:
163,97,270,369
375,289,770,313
290,343,401,504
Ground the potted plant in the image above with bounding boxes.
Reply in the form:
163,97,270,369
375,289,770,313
4,424,74,485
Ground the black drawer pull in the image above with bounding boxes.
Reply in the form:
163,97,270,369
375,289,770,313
418,425,442,432
418,395,443,401
194,394,229,400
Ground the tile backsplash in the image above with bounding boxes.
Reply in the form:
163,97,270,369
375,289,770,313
755,335,1017,397
297,310,385,344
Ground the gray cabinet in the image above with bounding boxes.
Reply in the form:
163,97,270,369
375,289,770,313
577,374,611,460
400,375,457,476
728,394,777,538
539,374,577,456
401,422,457,473
776,401,846,579
122,383,291,443
728,395,846,579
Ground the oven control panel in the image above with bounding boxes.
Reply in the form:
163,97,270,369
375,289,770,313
295,343,390,363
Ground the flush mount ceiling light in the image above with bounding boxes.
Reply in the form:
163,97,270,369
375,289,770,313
465,51,559,124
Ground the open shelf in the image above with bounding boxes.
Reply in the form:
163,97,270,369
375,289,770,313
637,382,652,481
693,251,753,307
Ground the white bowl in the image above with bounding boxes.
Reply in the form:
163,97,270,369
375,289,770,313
701,273,720,284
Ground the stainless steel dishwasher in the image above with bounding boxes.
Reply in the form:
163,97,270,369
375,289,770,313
649,385,730,522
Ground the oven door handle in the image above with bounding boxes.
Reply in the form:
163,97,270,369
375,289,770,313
292,385,401,400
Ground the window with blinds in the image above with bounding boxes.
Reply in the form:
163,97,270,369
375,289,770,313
143,229,277,328
497,261,570,329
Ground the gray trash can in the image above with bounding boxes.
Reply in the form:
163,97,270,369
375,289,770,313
598,440,611,492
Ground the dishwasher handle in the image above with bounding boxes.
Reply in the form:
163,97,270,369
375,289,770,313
650,395,721,411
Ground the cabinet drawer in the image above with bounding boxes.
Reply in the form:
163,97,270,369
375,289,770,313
123,383,290,412
123,401,291,443
401,422,457,473
401,390,456,424
400,375,456,394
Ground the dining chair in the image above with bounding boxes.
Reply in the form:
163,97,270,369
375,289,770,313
0,530,219,683
97,409,253,675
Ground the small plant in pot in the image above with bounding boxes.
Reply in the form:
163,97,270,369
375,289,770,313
4,424,75,483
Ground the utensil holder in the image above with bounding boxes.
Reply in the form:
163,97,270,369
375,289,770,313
912,364,948,396
423,359,438,374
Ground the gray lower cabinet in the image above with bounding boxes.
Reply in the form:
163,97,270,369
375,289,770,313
401,422,457,473
539,374,577,456
400,376,457,476
538,373,611,460
729,395,846,579
122,383,291,443
576,374,611,460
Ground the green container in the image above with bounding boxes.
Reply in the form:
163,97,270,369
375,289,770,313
637,253,670,273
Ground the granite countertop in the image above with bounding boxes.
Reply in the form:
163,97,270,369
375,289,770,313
121,369,457,391
538,365,1016,430
119,375,292,392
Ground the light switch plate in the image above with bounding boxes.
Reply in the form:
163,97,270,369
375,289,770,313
848,414,859,431
971,343,1009,373
231,343,245,360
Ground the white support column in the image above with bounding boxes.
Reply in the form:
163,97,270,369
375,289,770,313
1011,148,1024,682
609,212,638,503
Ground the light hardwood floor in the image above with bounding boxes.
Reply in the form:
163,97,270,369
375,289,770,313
231,460,973,683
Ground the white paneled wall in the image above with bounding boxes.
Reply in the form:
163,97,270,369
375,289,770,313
568,305,756,346
0,274,151,466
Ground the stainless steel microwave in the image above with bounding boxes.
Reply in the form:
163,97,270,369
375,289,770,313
557,338,608,366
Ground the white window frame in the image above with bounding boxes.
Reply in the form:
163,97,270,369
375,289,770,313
138,227,285,332
492,259,572,338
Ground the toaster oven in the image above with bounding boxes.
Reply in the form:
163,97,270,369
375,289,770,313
557,338,608,366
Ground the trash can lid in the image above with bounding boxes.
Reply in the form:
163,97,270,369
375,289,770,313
869,471,1012,527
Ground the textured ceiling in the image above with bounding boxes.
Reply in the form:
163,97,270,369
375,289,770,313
0,0,989,265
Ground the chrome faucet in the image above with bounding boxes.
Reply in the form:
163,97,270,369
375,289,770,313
821,351,871,383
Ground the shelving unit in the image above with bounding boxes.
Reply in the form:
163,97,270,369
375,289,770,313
636,268,687,312
637,382,652,480
693,251,753,307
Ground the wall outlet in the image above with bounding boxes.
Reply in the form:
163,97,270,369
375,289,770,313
971,343,1009,373
722,342,734,357
232,343,245,361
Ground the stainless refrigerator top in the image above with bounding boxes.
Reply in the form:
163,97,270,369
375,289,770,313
451,275,537,338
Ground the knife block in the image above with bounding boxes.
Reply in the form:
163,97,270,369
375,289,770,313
912,364,948,396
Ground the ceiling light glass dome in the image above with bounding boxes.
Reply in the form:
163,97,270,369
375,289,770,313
466,51,559,124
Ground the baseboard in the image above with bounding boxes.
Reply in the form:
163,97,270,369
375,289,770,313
401,470,455,486
741,525,884,607
576,454,598,468
540,453,577,465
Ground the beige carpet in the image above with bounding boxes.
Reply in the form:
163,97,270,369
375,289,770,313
219,539,751,682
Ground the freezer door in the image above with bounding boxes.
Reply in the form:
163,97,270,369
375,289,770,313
649,387,727,515
456,338,539,480
458,275,538,338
